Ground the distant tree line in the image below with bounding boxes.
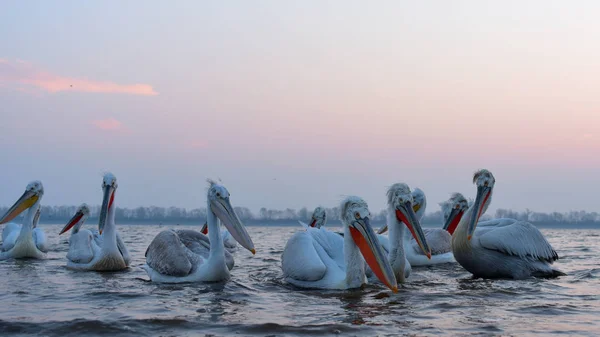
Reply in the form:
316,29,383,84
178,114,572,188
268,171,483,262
1,205,599,226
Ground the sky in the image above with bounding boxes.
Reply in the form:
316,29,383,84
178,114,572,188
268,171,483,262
1,1,599,215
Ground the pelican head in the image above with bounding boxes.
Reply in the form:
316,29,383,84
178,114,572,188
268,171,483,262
384,183,431,258
440,193,469,235
377,187,426,235
309,206,327,228
0,180,44,224
99,173,118,235
341,196,397,292
60,203,91,235
411,188,427,220
207,180,255,254
468,169,495,239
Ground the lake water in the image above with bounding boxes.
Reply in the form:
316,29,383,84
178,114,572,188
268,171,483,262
0,225,599,336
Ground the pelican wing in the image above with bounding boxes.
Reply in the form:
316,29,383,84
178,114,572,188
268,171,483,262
412,228,451,255
173,229,234,270
145,230,193,277
66,230,96,264
32,228,48,253
1,223,20,251
477,218,517,230
282,231,327,281
477,221,558,263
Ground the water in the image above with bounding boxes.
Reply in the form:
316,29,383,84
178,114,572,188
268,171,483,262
1,225,599,337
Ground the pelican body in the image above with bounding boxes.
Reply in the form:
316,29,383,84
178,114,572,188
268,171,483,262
0,181,47,260
58,174,130,271
281,196,398,292
143,181,255,283
451,169,564,279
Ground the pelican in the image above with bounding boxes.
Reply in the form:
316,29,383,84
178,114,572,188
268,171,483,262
372,184,431,283
59,203,130,268
298,206,327,229
199,221,237,252
0,181,47,260
281,196,398,292
142,181,255,283
440,193,470,235
451,169,564,279
379,187,453,266
58,173,130,271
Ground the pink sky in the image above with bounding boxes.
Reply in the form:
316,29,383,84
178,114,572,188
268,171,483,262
0,1,599,213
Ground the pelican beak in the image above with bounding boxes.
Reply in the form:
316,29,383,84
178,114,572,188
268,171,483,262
443,208,464,235
0,189,39,224
396,200,431,259
350,216,397,292
60,211,84,235
211,197,255,254
377,224,388,234
98,184,115,235
309,217,317,228
200,222,208,235
468,185,491,240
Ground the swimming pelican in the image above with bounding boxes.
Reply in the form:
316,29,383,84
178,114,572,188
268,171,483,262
298,206,327,229
0,181,47,260
281,196,398,292
373,184,431,282
451,169,564,279
200,221,237,252
59,173,130,271
58,203,130,267
143,181,255,283
379,187,454,266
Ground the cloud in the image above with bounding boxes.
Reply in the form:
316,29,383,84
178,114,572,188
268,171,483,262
92,118,123,131
0,58,158,96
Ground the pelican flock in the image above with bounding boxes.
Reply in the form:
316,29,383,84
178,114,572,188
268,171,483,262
0,168,566,293
57,173,131,271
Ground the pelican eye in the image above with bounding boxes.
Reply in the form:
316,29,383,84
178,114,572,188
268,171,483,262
354,212,361,220
216,192,221,197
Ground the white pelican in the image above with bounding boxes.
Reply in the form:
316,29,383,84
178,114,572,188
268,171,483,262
59,173,130,271
451,169,564,279
379,187,454,266
281,196,398,292
298,206,327,229
440,193,470,235
58,203,131,268
142,181,255,283
199,221,237,252
373,184,431,283
0,181,47,260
